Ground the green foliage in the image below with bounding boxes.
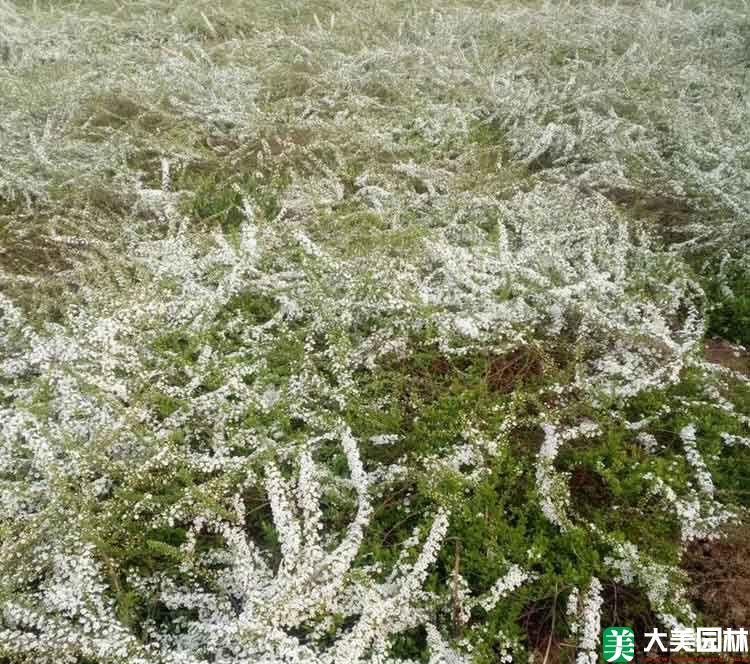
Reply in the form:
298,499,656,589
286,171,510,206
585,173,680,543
706,263,750,345
2,0,750,661
181,172,286,232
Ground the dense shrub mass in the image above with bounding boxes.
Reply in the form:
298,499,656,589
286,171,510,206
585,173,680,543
1,1,749,662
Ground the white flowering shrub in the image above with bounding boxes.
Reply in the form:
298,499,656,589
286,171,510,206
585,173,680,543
1,1,749,662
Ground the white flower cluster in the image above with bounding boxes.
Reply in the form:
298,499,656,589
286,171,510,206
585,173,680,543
1,0,749,661
0,430,466,663
477,565,531,614
574,578,603,664
535,424,572,530
640,423,734,543
720,432,750,448
605,540,696,631
645,474,732,544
